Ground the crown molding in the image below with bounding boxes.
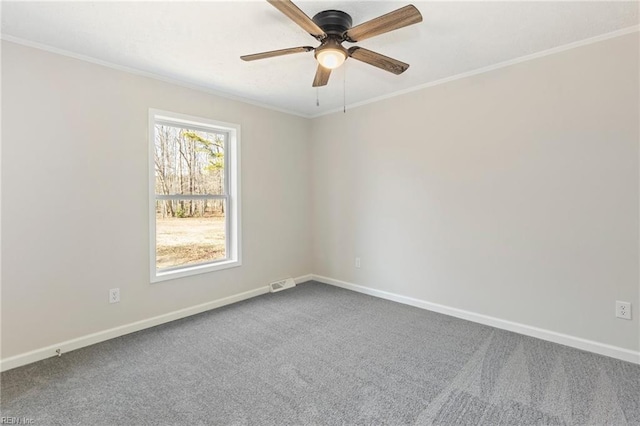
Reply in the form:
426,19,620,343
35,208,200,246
2,24,638,120
311,25,640,118
0,34,311,119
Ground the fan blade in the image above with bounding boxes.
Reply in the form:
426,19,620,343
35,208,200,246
345,5,422,42
267,0,326,40
241,46,314,61
348,47,409,75
312,65,331,87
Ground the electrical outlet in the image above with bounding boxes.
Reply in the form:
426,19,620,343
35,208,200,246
109,288,120,304
615,301,631,320
355,257,361,268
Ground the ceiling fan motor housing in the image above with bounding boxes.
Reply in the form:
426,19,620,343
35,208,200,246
312,10,353,37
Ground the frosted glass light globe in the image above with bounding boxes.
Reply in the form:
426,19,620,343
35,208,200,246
316,48,346,69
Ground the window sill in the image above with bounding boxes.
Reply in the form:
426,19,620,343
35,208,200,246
151,259,241,283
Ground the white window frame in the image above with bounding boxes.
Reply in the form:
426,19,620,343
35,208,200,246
149,109,241,283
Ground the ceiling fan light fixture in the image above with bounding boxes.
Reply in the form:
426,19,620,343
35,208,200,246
316,48,346,69
314,38,348,69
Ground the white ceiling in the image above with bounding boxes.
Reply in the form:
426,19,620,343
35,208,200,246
1,1,638,117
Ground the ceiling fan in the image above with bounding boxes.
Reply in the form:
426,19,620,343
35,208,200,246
241,0,423,87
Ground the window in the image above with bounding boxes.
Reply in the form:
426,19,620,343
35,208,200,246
149,109,241,282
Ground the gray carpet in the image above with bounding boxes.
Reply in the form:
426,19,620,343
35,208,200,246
1,281,639,425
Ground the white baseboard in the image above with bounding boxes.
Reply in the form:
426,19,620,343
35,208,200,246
294,274,313,284
4,273,636,371
312,274,640,365
1,274,309,372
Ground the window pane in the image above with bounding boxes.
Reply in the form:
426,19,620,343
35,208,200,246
155,199,226,270
154,125,225,196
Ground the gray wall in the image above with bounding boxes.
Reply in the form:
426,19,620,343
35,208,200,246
2,32,638,361
310,33,639,351
1,41,312,358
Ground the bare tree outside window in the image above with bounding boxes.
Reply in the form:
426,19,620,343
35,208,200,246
154,124,227,270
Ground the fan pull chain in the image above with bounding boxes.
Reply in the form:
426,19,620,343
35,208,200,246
343,65,347,113
316,88,320,107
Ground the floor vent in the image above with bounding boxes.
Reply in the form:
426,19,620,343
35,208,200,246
269,278,296,293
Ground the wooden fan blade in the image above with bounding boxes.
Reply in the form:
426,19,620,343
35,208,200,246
345,5,422,42
348,47,409,75
312,65,331,87
241,46,314,61
267,0,326,40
